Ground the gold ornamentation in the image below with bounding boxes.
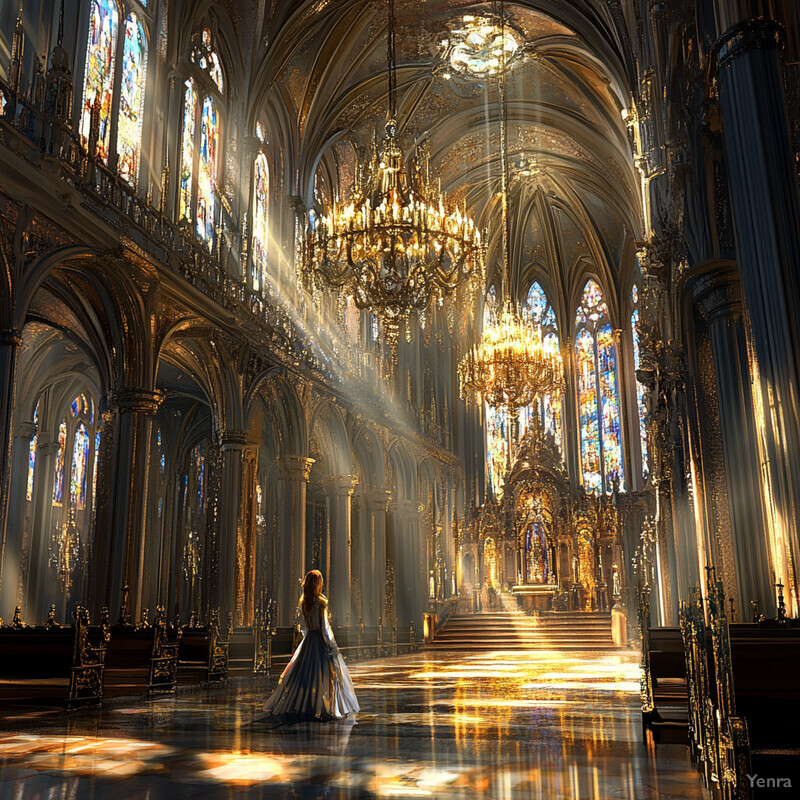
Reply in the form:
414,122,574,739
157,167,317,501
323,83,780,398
302,0,484,352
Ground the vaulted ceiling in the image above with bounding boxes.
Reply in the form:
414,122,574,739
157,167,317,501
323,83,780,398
252,0,643,328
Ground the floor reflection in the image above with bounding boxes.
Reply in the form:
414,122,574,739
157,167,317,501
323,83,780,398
0,647,708,799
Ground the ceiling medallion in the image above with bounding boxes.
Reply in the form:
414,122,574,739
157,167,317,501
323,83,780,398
459,3,564,424
302,0,485,356
441,13,520,78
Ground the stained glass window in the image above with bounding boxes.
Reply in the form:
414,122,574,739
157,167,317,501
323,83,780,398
80,0,119,163
193,444,205,514
92,430,101,511
575,280,624,494
157,428,165,475
70,423,90,511
196,95,218,243
179,79,197,223
525,282,563,452
53,420,67,506
631,285,649,479
117,13,148,186
193,28,223,92
27,403,39,502
252,152,269,292
486,405,509,499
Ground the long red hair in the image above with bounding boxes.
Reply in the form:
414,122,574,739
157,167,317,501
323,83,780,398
300,570,324,615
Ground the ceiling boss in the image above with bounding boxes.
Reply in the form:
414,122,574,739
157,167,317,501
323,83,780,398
301,0,485,355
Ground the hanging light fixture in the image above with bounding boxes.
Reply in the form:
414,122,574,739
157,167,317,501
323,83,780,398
302,0,485,352
458,2,564,416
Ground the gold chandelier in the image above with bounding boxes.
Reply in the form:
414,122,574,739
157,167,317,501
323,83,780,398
302,0,484,348
459,301,563,410
459,2,564,414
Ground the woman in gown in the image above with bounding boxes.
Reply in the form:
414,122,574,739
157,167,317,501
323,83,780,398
264,570,359,720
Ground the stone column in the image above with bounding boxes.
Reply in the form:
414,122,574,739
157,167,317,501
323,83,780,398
328,474,358,626
693,269,773,612
364,490,389,626
0,421,36,616
0,329,20,611
91,389,161,618
217,429,248,624
717,18,800,607
25,439,60,621
392,499,423,628
276,455,313,625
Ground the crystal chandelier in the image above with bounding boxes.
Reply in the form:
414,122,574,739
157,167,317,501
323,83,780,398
302,0,484,350
459,3,564,415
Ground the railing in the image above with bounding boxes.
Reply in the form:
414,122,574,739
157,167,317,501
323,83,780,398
0,77,464,460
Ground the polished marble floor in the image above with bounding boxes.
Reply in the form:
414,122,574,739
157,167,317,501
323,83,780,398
0,646,709,799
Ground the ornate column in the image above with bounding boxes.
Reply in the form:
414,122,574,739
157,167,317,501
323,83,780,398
716,18,800,608
328,474,358,626
276,455,313,625
91,389,161,618
362,489,389,626
0,420,36,616
0,328,20,610
691,267,773,612
25,438,60,621
392,499,423,628
217,429,252,625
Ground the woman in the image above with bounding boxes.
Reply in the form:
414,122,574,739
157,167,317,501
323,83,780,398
263,570,359,720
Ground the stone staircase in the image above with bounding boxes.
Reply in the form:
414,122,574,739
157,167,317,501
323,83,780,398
428,608,617,651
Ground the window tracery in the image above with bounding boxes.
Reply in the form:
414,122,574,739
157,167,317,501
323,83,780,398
180,28,224,247
80,0,150,186
631,285,649,480
252,146,269,293
575,280,624,494
524,281,562,452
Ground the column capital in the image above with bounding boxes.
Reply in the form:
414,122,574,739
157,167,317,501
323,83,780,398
330,474,359,496
391,498,423,518
366,488,391,511
0,329,21,347
277,455,314,482
15,421,36,441
109,388,163,415
718,18,783,68
220,429,254,450
36,440,61,456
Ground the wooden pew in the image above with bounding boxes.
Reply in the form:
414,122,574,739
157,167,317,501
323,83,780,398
637,584,688,743
0,606,106,708
228,626,255,678
177,610,229,684
683,580,800,799
104,607,180,696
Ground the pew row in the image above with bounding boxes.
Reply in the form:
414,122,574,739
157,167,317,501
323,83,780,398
0,606,107,708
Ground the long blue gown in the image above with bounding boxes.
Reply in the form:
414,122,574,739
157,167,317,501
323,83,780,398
263,596,359,720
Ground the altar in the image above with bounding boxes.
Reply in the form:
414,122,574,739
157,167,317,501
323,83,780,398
511,583,559,612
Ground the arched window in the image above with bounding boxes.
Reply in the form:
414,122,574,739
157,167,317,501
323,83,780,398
193,443,205,514
179,79,197,223
252,133,269,293
27,403,39,502
70,423,91,510
575,280,624,494
524,281,562,452
53,419,67,506
631,285,649,479
196,95,218,241
80,0,119,163
92,430,101,512
117,12,148,185
179,28,224,247
80,0,150,186
482,288,508,498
